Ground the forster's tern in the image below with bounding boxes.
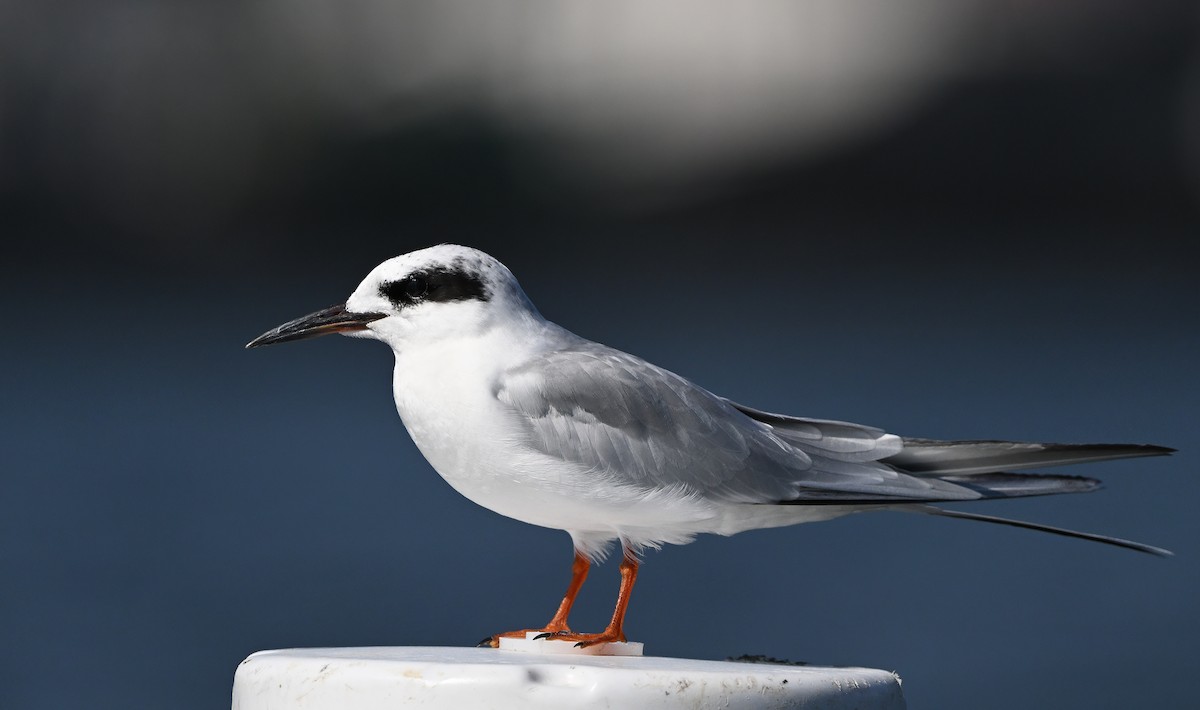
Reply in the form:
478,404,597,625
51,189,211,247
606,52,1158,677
247,244,1172,647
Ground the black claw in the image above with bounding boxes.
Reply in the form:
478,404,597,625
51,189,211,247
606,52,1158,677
533,631,565,640
574,641,587,648
477,636,497,648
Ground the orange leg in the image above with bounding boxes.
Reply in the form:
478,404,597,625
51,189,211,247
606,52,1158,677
538,550,640,648
479,551,591,647
543,551,591,631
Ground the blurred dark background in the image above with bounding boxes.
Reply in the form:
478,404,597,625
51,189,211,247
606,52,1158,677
3,1,1198,708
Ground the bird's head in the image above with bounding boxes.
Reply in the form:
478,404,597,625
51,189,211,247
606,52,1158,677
246,244,535,351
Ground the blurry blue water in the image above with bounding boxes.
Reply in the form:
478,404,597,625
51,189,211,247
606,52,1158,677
2,257,1196,709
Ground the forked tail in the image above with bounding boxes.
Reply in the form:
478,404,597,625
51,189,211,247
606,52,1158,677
912,505,1173,557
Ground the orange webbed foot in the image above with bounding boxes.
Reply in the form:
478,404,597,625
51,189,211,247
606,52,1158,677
530,628,626,648
477,624,572,648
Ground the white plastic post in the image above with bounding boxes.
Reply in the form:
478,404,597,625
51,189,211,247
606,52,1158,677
232,642,905,709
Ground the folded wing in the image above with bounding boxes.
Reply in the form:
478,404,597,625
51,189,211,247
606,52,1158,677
496,345,981,503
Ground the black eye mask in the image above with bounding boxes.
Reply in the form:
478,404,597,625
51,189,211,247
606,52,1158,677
380,267,488,308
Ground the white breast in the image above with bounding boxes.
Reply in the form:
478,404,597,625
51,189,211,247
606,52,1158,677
388,327,584,526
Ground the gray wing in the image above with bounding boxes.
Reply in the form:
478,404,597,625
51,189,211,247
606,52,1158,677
883,438,1174,475
495,344,981,503
726,402,1170,496
711,398,1173,555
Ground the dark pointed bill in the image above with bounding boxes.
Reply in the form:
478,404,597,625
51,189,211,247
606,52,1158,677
245,303,387,349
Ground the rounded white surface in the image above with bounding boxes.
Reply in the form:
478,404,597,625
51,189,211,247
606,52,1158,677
232,646,905,709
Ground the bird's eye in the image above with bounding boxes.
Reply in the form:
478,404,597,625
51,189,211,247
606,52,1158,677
380,275,431,305
404,276,428,298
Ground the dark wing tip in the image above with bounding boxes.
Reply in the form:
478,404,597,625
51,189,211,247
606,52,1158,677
1045,442,1175,457
1142,444,1177,456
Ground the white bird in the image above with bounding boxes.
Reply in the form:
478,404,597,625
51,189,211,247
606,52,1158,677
247,244,1172,648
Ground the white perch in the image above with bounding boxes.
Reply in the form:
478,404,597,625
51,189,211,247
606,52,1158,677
232,644,905,709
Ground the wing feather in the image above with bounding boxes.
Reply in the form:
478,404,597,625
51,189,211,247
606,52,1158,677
885,439,1174,475
495,344,980,503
